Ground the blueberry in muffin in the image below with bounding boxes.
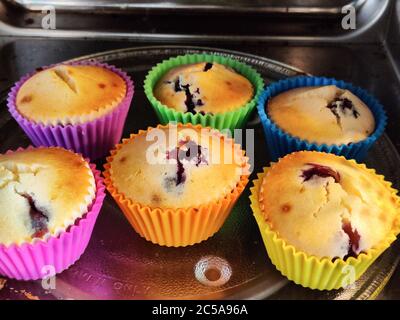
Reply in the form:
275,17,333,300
154,62,254,115
267,85,375,145
0,147,96,245
258,151,399,259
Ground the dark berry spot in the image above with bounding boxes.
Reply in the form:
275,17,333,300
197,99,204,106
281,203,291,213
98,83,106,89
174,78,182,92
301,163,340,183
166,148,186,186
181,84,196,114
173,80,202,114
341,98,360,118
166,140,208,186
21,194,49,238
326,97,360,125
203,63,213,72
176,160,185,185
20,95,33,103
342,220,361,258
184,141,208,166
163,176,180,191
327,101,341,125
151,194,161,204
35,67,44,72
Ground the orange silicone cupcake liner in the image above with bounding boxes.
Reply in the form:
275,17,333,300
104,123,250,247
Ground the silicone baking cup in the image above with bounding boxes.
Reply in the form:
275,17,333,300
0,147,106,281
250,157,400,291
7,60,134,160
104,123,250,247
144,53,264,132
257,76,387,162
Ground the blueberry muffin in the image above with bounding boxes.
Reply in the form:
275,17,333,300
104,123,250,246
109,124,248,209
0,147,96,245
15,64,127,125
258,151,399,259
267,85,375,145
153,62,254,115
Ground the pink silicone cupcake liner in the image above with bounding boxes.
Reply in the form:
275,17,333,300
0,147,106,281
7,60,134,160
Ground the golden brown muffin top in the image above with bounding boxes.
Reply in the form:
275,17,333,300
0,147,96,245
109,125,249,209
259,151,399,259
153,62,254,114
268,85,375,145
16,65,126,126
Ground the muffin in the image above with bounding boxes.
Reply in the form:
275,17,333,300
104,123,250,247
268,85,375,145
8,61,134,159
154,62,253,115
144,54,264,131
15,64,127,126
257,76,387,161
250,151,400,290
0,147,105,280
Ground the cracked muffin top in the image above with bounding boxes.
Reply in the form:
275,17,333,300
109,125,249,209
0,147,96,245
15,65,127,126
153,62,254,114
267,85,375,145
258,151,399,259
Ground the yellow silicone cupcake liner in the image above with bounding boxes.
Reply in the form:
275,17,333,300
250,158,400,291
104,123,250,247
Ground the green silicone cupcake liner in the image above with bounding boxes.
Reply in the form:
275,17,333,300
144,53,265,132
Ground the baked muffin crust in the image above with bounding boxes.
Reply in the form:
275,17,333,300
0,148,96,245
268,85,375,145
259,151,399,259
110,125,248,209
16,65,127,126
154,62,254,114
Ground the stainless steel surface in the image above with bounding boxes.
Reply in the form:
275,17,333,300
385,0,400,84
0,46,399,300
0,0,391,43
7,0,362,15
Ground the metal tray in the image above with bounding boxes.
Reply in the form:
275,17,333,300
0,46,399,300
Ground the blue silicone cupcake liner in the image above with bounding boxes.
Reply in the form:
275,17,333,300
257,76,387,162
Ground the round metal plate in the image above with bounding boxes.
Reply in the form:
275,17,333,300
0,46,399,300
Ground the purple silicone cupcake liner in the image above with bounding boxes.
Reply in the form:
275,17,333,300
7,60,134,160
0,147,106,281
